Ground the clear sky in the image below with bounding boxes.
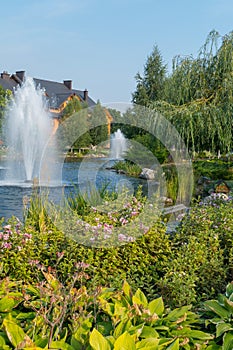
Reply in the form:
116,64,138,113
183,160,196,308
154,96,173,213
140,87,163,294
0,0,232,104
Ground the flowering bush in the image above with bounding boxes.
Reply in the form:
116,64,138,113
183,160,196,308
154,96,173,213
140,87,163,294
1,188,233,308
0,219,38,281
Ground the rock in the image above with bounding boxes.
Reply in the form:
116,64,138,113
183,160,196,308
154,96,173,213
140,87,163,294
160,196,173,205
215,180,230,194
197,176,211,185
139,168,156,180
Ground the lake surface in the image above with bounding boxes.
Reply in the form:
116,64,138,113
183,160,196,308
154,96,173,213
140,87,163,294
0,158,147,221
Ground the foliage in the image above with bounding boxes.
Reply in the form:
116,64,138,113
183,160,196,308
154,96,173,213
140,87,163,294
160,199,233,307
57,102,109,152
0,276,217,349
132,45,167,106
62,98,86,119
193,160,233,181
0,86,12,137
89,102,109,146
132,30,233,155
112,160,142,177
203,282,233,349
1,186,233,310
0,188,171,301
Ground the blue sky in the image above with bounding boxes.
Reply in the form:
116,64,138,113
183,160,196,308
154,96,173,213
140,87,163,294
0,0,233,103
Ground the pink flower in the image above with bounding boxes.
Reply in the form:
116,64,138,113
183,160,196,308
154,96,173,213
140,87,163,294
2,242,12,249
119,217,128,225
118,233,127,241
3,234,9,241
23,233,32,240
76,262,90,269
29,259,40,266
56,251,64,258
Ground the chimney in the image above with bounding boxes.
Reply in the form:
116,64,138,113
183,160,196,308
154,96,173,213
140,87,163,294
16,71,25,82
84,89,88,101
63,80,72,89
1,71,10,79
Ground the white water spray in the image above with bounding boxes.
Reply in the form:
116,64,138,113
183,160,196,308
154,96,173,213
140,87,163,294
110,129,127,159
4,77,54,183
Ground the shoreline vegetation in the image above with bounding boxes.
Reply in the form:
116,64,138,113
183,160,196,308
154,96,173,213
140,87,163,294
0,179,233,348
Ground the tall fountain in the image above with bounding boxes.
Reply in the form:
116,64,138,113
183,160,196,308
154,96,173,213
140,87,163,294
110,129,127,159
4,76,54,184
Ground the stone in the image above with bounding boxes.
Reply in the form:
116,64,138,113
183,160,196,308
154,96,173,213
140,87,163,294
215,181,230,194
197,176,211,185
139,168,156,180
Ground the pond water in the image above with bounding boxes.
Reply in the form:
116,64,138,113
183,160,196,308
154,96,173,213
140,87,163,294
0,158,148,221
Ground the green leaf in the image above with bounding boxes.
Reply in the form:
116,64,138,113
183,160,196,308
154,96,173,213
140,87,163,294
97,321,113,337
188,330,214,340
16,312,36,320
35,338,48,348
71,336,83,350
114,331,136,350
0,293,23,312
22,348,44,350
206,345,222,350
216,323,233,338
128,323,144,339
0,335,7,347
171,326,214,342
25,285,40,296
132,289,148,307
140,326,159,339
148,297,164,317
205,300,229,318
90,329,111,350
122,281,131,299
225,298,233,313
226,283,233,298
158,338,174,347
136,338,159,349
165,305,191,322
166,338,179,350
114,320,132,339
3,318,33,348
223,331,233,350
72,318,92,343
50,340,75,350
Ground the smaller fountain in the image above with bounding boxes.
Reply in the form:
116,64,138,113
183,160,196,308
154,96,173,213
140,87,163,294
110,129,127,159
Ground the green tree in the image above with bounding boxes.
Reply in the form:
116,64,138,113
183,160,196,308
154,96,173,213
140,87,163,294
58,98,92,151
0,86,12,137
57,108,91,152
148,30,233,155
62,98,86,119
132,45,167,106
89,102,108,145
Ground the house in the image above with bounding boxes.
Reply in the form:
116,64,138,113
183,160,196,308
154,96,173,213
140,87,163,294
0,70,112,134
0,70,96,111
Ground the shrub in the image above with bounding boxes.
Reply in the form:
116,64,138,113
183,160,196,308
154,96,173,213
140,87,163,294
0,276,216,349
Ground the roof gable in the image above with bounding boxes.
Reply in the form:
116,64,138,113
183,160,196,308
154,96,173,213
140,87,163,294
0,71,96,110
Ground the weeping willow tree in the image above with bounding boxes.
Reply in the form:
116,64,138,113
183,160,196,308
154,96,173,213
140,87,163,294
133,30,233,155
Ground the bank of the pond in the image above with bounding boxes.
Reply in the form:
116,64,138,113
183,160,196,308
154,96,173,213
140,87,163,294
112,158,233,200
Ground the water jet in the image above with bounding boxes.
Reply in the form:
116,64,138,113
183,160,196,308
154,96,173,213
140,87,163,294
4,77,56,185
110,129,127,159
